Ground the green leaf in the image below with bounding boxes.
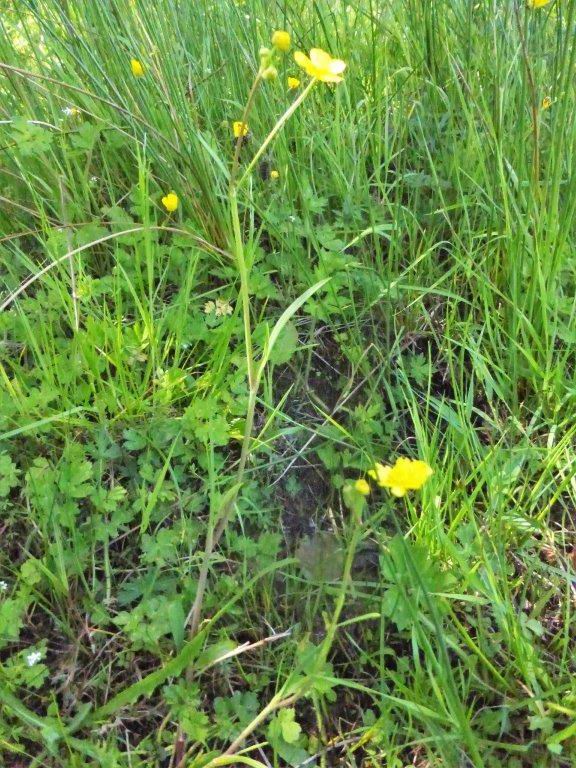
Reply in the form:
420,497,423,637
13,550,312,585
268,320,299,366
267,709,308,766
257,278,330,379
197,639,237,670
91,630,205,722
168,598,186,650
296,532,344,582
0,453,19,497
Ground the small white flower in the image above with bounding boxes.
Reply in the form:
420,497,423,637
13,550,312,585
215,298,233,317
0,581,8,592
26,651,43,667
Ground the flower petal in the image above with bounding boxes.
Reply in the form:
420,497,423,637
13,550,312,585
309,48,332,69
328,58,346,75
368,463,392,487
294,51,313,74
318,73,343,83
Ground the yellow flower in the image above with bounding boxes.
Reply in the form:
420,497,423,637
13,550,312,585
130,58,144,77
368,457,433,497
526,0,552,7
354,478,370,496
262,65,278,81
541,96,552,109
287,76,301,90
270,169,280,180
272,30,291,52
161,192,179,212
294,48,346,83
233,121,249,138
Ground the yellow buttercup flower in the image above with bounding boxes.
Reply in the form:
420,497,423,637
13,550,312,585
272,30,291,52
526,0,552,7
294,48,346,83
233,121,249,138
368,457,433,497
270,170,280,180
354,478,370,496
161,192,179,212
287,76,301,90
130,58,144,77
541,96,552,109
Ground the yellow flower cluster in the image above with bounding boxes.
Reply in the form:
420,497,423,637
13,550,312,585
526,0,552,7
355,457,433,498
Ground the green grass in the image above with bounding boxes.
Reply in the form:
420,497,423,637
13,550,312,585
1,0,575,765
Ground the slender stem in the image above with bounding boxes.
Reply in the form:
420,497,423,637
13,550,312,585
184,195,258,639
319,523,363,665
59,177,79,332
514,1,540,196
221,694,299,758
237,78,316,190
179,72,322,767
230,72,263,191
230,190,256,389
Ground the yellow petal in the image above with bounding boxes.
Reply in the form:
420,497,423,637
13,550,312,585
271,30,291,52
130,58,144,77
317,72,344,83
368,463,391,487
391,486,407,497
294,51,313,75
309,48,332,70
328,58,347,75
161,192,179,212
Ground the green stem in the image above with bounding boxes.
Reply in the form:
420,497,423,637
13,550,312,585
230,72,263,191
185,77,319,643
230,189,256,389
237,78,316,189
319,522,363,665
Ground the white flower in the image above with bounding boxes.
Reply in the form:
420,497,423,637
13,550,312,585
203,298,233,317
215,298,233,317
26,651,43,667
0,581,7,592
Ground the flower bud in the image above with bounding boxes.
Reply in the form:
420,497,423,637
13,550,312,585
261,65,278,81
